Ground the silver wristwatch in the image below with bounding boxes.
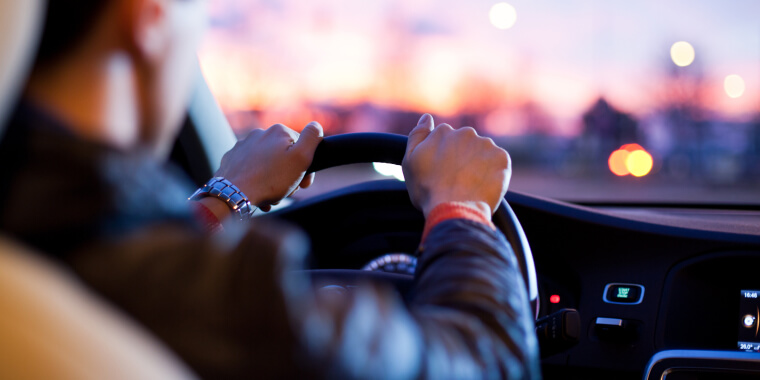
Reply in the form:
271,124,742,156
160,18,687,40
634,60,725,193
189,177,256,220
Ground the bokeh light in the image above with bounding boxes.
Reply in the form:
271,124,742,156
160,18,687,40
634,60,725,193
609,144,653,177
608,149,631,176
724,74,746,98
670,41,695,67
489,3,517,30
626,150,653,177
620,143,645,152
373,162,405,181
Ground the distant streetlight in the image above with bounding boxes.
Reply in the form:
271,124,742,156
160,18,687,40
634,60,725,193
724,74,745,98
609,144,653,177
626,150,653,177
489,3,517,30
670,41,695,67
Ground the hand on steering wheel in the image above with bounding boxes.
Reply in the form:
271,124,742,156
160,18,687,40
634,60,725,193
305,126,539,319
402,114,510,218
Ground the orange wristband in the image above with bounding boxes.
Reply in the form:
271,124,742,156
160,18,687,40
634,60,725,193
421,202,495,242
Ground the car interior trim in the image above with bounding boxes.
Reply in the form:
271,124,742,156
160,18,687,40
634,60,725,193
644,349,760,380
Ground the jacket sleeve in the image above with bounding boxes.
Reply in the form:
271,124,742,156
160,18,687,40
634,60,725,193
68,218,539,380
296,219,540,379
410,219,540,379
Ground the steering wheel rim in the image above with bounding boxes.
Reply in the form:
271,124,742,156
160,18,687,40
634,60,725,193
306,132,539,318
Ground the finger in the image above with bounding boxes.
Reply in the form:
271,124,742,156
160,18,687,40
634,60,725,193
406,113,434,156
267,123,300,145
299,172,316,189
266,123,290,135
292,121,324,155
459,126,478,136
431,123,454,136
242,128,265,140
259,204,272,212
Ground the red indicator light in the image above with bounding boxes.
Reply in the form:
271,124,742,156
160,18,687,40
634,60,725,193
550,294,561,304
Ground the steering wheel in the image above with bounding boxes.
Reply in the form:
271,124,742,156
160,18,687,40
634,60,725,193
303,132,539,318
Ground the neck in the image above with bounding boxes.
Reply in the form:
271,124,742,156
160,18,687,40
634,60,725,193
24,52,141,151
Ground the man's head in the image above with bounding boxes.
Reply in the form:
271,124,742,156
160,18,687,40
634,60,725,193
27,0,208,157
34,1,111,68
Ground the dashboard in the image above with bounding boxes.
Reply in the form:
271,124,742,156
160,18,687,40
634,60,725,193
504,191,760,379
268,179,760,379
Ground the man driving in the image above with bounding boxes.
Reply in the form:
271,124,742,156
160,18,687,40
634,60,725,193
0,0,539,378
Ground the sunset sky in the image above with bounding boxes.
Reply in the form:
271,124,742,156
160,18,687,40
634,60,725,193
198,0,760,135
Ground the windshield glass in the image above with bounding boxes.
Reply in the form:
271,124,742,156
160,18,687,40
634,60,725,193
198,0,760,205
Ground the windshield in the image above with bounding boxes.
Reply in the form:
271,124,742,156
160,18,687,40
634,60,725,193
198,0,760,205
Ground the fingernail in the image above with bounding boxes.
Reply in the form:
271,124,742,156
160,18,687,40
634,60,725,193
418,113,431,125
304,121,324,135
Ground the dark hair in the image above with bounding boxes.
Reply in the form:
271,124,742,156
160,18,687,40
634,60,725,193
34,1,111,66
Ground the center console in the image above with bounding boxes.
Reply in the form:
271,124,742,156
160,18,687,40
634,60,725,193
645,251,760,379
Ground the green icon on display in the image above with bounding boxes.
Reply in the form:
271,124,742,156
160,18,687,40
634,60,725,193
617,287,631,299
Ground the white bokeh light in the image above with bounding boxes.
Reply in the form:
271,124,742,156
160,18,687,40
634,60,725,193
489,3,517,30
373,162,405,181
670,41,695,67
724,74,745,98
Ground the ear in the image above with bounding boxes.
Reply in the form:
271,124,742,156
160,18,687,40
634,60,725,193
122,0,169,62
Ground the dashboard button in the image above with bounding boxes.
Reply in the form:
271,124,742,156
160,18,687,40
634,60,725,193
595,317,639,343
604,283,644,304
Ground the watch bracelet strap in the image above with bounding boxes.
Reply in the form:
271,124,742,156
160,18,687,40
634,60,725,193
188,177,256,220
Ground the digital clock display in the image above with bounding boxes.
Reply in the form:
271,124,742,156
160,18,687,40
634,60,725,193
737,289,760,352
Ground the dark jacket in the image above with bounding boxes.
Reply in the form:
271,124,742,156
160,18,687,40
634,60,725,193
0,103,540,379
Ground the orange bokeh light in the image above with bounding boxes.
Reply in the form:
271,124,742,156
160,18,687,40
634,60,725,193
620,143,644,152
608,149,631,176
608,143,653,177
626,150,653,177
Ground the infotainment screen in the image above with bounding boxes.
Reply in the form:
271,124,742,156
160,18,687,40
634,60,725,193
738,290,760,352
